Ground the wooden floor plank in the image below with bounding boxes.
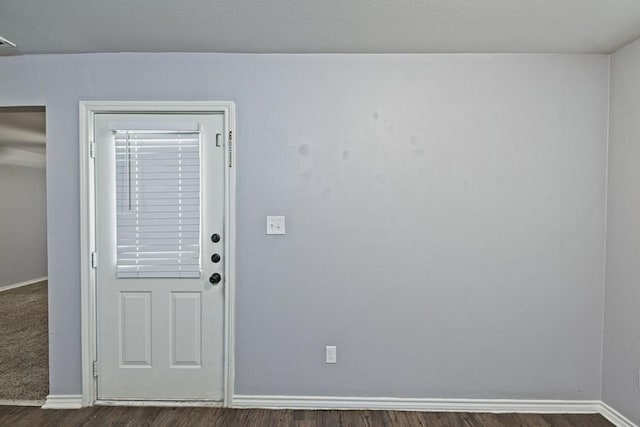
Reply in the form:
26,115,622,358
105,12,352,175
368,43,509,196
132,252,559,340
0,406,615,426
562,413,614,427
317,409,341,427
488,413,548,427
468,413,507,427
419,411,449,427
538,413,578,427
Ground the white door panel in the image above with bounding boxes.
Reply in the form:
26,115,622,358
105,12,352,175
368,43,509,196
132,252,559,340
94,113,225,400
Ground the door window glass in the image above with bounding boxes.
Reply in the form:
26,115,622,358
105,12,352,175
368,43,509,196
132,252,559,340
115,130,201,278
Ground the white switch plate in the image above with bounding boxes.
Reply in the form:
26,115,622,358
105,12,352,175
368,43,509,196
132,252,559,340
326,345,337,364
266,216,285,235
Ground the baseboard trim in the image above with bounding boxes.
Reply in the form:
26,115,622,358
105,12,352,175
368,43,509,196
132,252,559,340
0,399,45,407
0,276,47,293
600,402,638,427
95,399,223,407
232,395,601,414
47,393,639,425
42,394,83,409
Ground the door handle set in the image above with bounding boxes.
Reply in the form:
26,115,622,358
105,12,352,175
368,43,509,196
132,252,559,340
210,234,222,285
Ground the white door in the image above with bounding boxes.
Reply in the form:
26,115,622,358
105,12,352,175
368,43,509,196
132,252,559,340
94,112,226,400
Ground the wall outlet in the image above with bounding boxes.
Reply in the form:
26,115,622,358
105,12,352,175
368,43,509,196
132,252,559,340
266,216,285,235
326,345,337,364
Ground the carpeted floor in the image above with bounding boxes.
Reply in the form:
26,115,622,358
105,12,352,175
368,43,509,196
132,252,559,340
0,281,49,401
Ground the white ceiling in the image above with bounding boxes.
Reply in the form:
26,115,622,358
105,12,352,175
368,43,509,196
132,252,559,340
0,0,640,55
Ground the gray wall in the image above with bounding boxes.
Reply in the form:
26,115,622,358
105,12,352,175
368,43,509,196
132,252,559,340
0,164,47,287
603,37,640,424
0,53,609,398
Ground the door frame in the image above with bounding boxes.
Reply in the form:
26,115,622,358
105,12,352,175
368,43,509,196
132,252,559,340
79,101,236,407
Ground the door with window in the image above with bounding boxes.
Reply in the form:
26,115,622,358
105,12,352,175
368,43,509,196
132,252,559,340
94,112,225,400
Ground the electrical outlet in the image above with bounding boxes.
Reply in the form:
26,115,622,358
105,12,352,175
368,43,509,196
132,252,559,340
326,345,337,364
266,216,285,235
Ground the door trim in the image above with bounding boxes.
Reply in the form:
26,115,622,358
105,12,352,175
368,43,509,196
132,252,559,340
79,101,236,407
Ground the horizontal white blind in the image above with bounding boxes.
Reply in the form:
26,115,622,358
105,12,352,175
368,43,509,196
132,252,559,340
115,130,201,278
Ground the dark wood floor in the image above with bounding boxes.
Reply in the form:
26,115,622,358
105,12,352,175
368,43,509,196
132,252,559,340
0,406,614,426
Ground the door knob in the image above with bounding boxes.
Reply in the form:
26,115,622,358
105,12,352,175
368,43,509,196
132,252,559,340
211,233,221,243
211,254,221,263
209,273,221,284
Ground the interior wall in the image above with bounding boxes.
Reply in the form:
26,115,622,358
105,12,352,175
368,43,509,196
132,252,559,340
0,163,47,288
602,37,640,424
0,53,609,398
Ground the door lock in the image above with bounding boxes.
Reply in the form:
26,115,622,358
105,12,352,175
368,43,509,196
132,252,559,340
211,254,221,263
211,233,221,243
209,273,221,284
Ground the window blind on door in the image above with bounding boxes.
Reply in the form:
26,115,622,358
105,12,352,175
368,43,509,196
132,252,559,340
115,130,201,278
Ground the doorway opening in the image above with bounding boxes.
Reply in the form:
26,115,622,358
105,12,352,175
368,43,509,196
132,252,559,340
0,106,48,404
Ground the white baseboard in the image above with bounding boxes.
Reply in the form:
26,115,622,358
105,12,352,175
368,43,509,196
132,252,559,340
0,276,47,293
232,395,601,414
42,394,83,409
600,402,639,427
0,399,44,407
95,399,223,407
42,392,639,426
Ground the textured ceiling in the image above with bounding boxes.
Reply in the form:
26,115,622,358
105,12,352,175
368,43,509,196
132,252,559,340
0,1,640,55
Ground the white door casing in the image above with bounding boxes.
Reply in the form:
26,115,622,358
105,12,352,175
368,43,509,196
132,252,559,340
80,102,235,405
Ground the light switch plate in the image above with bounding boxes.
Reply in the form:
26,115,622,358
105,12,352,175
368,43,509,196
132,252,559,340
326,345,337,364
266,216,285,235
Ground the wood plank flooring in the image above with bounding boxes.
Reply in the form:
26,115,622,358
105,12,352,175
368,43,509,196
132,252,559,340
0,406,614,426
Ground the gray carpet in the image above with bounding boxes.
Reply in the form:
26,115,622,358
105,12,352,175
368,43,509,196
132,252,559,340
0,281,49,400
